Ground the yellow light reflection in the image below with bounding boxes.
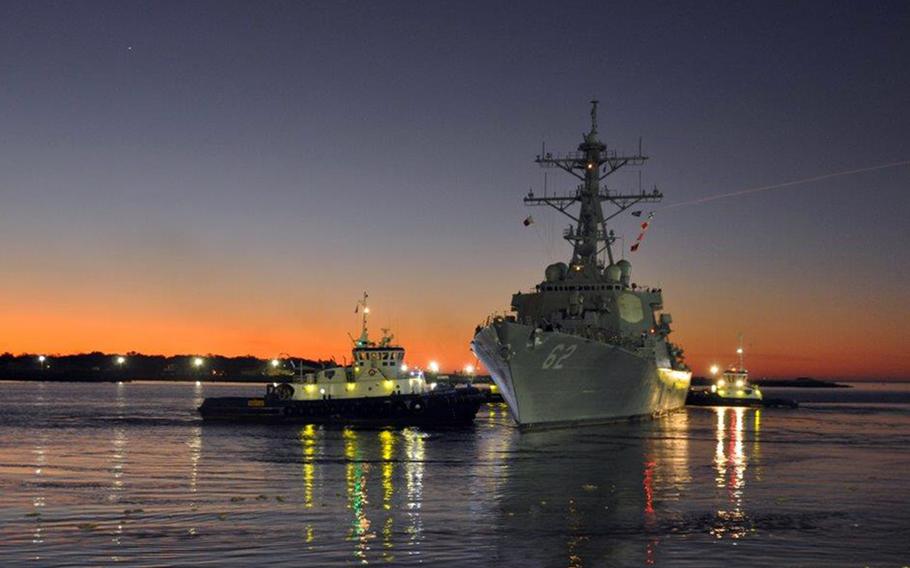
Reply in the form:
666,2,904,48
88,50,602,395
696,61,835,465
403,428,425,549
300,424,318,508
379,430,397,561
711,406,754,540
344,428,373,562
380,430,395,510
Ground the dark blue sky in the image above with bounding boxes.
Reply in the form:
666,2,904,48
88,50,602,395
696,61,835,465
1,1,908,377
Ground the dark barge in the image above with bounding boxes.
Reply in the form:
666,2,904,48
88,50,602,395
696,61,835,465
200,386,484,426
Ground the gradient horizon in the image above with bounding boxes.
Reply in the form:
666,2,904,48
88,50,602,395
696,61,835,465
2,1,908,380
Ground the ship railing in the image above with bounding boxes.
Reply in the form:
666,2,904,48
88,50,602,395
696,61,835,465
562,227,609,240
478,311,513,329
536,151,586,164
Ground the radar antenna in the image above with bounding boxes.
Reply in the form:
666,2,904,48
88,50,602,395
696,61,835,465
526,100,663,272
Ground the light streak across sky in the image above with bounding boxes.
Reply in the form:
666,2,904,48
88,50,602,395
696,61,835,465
662,160,910,210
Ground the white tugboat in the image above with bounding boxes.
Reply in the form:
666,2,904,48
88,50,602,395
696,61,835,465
472,101,691,428
687,335,797,408
713,335,763,402
200,294,483,425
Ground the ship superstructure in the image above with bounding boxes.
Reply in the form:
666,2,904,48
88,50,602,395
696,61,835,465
471,101,691,428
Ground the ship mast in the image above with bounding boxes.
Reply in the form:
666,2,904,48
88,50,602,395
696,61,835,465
525,100,663,276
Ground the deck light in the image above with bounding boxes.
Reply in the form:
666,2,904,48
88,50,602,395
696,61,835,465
400,364,408,372
428,361,440,373
709,365,719,375
464,364,475,375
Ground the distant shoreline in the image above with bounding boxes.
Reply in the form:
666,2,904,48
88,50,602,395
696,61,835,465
0,352,323,383
753,377,852,388
6,376,907,387
690,376,854,388
0,376,278,384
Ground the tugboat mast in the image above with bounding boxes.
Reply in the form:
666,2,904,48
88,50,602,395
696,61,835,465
526,100,663,275
736,333,745,371
355,292,371,346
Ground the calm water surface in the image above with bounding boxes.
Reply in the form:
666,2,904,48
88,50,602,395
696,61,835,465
1,381,908,567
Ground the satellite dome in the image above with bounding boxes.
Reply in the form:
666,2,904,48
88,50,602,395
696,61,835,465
545,262,568,283
605,264,622,282
616,259,632,286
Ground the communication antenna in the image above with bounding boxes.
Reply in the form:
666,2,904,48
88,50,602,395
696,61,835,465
525,100,661,269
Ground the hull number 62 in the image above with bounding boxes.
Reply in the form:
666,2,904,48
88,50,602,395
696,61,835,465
542,344,577,369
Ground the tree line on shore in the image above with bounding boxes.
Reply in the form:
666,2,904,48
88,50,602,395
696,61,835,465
0,352,324,382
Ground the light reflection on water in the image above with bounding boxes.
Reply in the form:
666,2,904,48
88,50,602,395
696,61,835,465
0,382,909,566
711,407,752,540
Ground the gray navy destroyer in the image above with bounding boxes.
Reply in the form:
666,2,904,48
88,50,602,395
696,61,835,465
472,101,691,428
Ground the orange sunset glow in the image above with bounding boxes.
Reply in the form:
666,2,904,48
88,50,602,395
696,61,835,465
3,246,907,380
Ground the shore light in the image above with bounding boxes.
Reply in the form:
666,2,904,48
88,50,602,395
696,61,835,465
428,361,440,373
115,356,126,365
38,355,46,363
193,357,204,368
736,347,743,355
270,358,280,368
464,364,475,375
709,365,719,375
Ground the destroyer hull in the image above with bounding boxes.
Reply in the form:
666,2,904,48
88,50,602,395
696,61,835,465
472,321,690,428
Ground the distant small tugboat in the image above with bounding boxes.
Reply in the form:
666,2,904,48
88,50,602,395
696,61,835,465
200,294,484,426
686,335,797,408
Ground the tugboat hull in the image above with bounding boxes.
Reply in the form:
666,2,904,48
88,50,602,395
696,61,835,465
199,389,484,427
686,390,798,409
